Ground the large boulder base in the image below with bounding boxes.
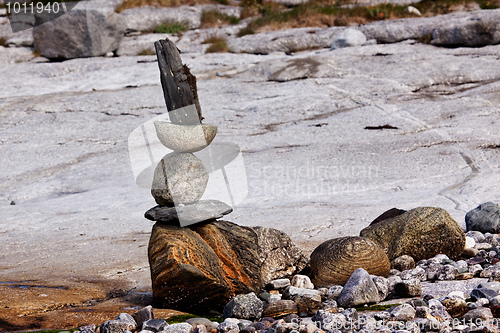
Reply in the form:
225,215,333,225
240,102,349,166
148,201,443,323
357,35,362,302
148,220,306,312
33,9,125,59
360,207,465,262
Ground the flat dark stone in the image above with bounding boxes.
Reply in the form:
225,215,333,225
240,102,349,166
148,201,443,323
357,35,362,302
466,257,486,265
145,200,233,227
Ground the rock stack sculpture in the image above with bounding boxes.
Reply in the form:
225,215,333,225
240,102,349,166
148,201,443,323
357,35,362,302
145,39,308,313
144,39,232,227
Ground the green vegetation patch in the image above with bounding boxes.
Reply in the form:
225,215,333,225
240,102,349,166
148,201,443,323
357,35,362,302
154,22,188,34
236,0,500,35
205,37,230,53
201,10,240,28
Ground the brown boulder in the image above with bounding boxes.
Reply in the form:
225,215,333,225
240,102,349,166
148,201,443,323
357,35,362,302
360,207,465,262
309,236,391,287
149,220,306,312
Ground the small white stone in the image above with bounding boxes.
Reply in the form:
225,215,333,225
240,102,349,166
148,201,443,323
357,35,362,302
448,291,465,299
291,274,314,289
465,236,476,249
406,6,422,16
330,28,367,50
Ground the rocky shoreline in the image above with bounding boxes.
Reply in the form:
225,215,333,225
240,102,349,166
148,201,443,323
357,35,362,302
73,225,500,333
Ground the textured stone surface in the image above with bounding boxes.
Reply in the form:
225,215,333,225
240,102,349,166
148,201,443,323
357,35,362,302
282,286,321,300
33,9,125,59
262,300,298,317
463,307,494,321
294,293,322,315
330,28,367,50
291,275,314,289
186,318,218,331
311,310,347,331
389,304,416,321
132,306,154,328
149,220,263,311
360,207,465,261
254,227,308,284
149,220,305,312
431,12,500,47
394,279,422,297
336,268,380,307
310,236,391,287
164,323,195,333
391,255,415,271
267,279,291,290
144,200,233,226
154,121,217,153
100,319,136,333
466,202,500,234
372,276,390,302
359,9,500,45
151,153,209,206
223,293,263,320
228,10,500,54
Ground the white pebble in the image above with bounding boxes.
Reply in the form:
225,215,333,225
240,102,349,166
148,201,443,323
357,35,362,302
465,236,476,249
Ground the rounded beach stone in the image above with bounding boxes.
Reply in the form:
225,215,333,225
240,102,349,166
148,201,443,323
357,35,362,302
391,255,415,271
310,236,391,287
466,202,500,234
360,207,465,261
154,121,218,153
151,152,209,206
223,292,263,320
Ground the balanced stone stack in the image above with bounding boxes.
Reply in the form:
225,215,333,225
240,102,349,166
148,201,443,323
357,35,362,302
144,39,233,227
145,39,308,313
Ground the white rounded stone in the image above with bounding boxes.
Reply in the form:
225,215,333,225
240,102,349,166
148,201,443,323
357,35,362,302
154,121,217,153
465,236,476,249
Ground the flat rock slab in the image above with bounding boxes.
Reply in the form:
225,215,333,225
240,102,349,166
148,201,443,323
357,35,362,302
144,200,233,226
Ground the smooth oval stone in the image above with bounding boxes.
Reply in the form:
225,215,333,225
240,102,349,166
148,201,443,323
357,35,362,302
154,121,217,153
151,153,209,206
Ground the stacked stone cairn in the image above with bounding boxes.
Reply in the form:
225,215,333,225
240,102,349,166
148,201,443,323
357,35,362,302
144,39,308,314
144,39,232,227
144,102,233,227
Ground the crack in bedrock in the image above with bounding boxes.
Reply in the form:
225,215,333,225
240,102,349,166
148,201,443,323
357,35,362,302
438,151,481,214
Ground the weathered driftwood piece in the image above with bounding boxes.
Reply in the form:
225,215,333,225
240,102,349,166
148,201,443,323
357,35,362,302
154,39,202,124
